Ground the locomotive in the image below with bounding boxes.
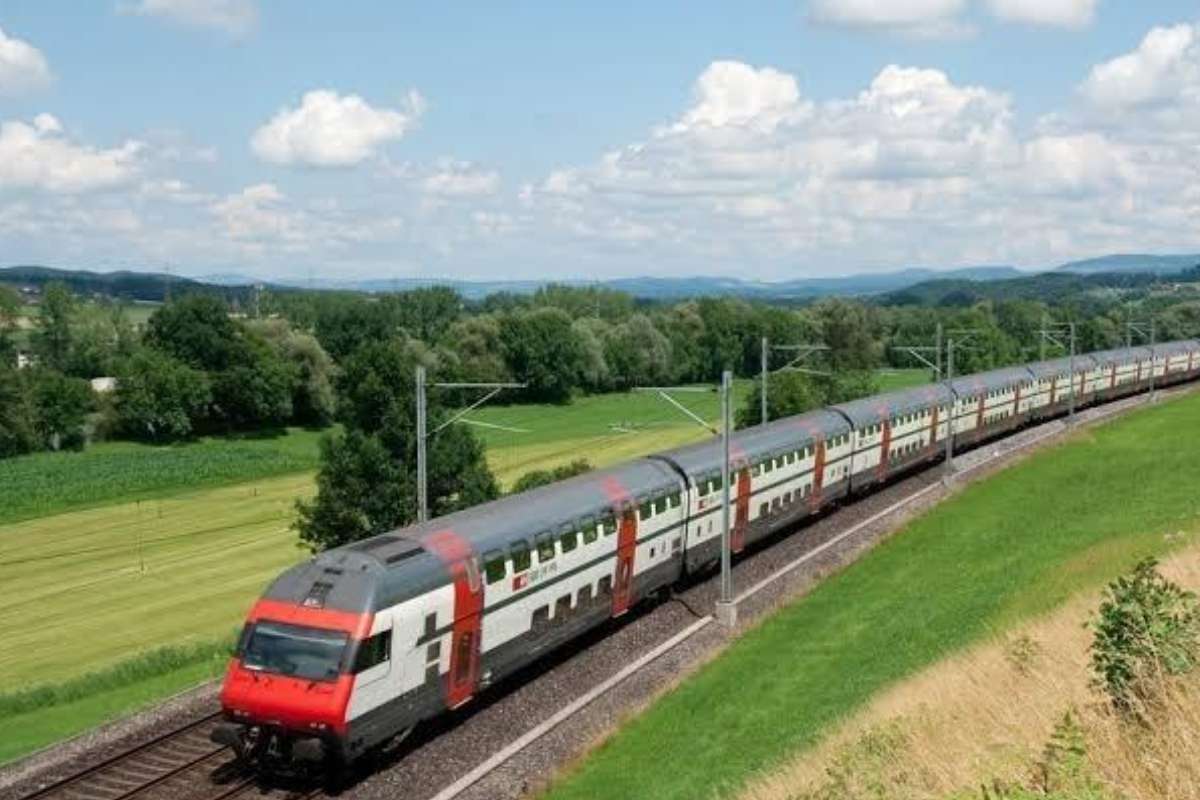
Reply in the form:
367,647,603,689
212,340,1200,767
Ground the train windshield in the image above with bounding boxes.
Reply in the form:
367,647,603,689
242,621,348,682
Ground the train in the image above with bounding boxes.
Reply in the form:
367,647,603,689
212,340,1200,768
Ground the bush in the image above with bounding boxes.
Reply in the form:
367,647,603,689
29,369,92,451
511,459,593,494
1089,558,1200,714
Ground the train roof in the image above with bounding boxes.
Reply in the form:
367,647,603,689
1025,354,1097,378
831,383,953,427
1154,339,1199,355
948,365,1035,396
654,409,848,477
1089,347,1150,367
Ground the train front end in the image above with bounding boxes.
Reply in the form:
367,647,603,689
211,556,379,769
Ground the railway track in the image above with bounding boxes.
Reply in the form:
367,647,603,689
17,713,276,800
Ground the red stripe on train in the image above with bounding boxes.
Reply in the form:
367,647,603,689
422,529,483,709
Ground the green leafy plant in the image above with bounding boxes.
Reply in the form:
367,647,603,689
1089,558,1199,714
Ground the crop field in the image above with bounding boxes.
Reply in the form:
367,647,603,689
541,390,1200,800
0,427,324,525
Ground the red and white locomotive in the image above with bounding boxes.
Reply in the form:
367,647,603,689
213,340,1200,766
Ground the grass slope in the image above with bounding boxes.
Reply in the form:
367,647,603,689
0,428,324,525
541,391,1200,800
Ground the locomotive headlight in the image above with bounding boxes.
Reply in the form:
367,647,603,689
308,722,328,731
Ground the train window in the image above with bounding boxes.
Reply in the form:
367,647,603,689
760,502,769,517
751,464,761,478
639,500,653,521
764,460,774,474
775,457,784,469
583,524,599,546
535,533,555,562
578,585,593,606
483,550,507,585
784,491,793,504
560,530,579,554
532,605,550,630
669,492,682,509
556,594,572,619
772,497,782,511
424,613,437,638
654,497,668,515
454,633,474,684
602,516,617,536
598,576,612,596
510,541,531,573
354,630,392,673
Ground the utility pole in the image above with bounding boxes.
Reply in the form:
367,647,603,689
1127,317,1157,402
1039,321,1077,425
716,369,735,627
760,337,768,427
415,366,525,523
636,373,736,627
759,339,830,426
941,328,982,476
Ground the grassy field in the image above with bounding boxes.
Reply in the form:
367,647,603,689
540,390,1200,800
0,428,325,525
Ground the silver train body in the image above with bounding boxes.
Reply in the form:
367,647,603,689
214,340,1200,765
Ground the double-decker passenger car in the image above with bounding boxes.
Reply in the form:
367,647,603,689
214,340,1200,767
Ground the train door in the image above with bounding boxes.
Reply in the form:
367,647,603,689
876,419,892,482
732,467,750,553
810,438,826,510
612,506,637,617
421,530,484,710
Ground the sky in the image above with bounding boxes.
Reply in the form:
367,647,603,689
0,1,1198,282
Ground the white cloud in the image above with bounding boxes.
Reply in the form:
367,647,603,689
422,160,500,197
986,0,1097,29
669,61,808,134
251,89,425,167
122,0,258,37
210,183,305,242
1081,24,1198,109
0,114,144,193
0,27,52,94
808,0,972,39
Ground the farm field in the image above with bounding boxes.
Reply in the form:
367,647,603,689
0,427,325,525
540,389,1200,800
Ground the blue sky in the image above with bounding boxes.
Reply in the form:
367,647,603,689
1,1,1198,281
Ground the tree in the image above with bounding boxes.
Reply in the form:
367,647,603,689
0,366,37,457
29,369,92,451
499,308,586,403
572,318,611,392
210,342,296,429
247,319,336,426
32,282,76,371
736,371,823,429
442,315,512,386
295,337,498,551
145,294,242,371
0,286,20,367
810,298,880,372
115,348,211,441
603,314,672,390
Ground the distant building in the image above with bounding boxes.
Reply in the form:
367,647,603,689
91,377,118,394
15,351,34,369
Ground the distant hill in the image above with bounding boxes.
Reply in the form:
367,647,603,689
1056,253,1200,275
4,254,1198,305
880,266,1200,308
0,266,259,303
260,265,1027,301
